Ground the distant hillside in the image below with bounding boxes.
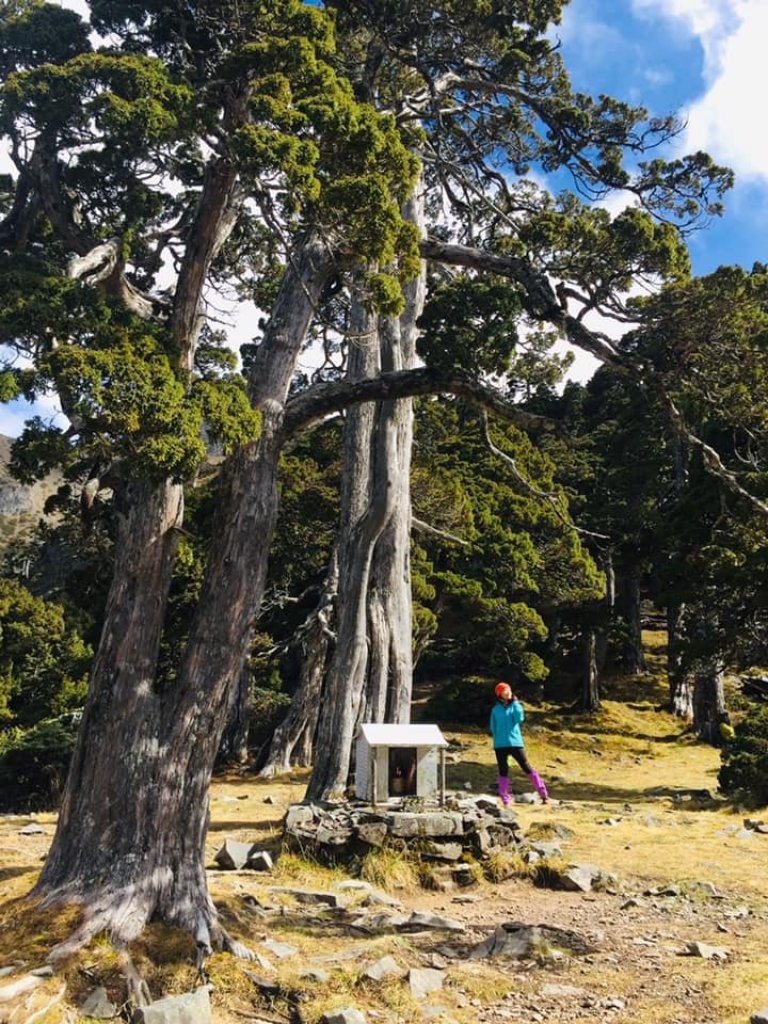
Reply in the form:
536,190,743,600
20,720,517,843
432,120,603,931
0,436,62,556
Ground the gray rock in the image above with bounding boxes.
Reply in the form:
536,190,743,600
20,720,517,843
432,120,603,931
363,956,406,982
80,986,118,1019
422,842,464,862
350,912,410,931
750,1010,768,1024
387,812,462,838
556,864,604,893
540,983,587,998
299,968,331,983
685,941,729,960
284,805,316,830
451,864,478,887
408,968,444,998
530,841,562,859
321,1009,367,1024
246,850,273,872
360,889,402,908
405,911,464,932
469,921,595,961
18,824,47,835
269,887,345,908
644,884,681,897
213,839,255,870
29,966,54,977
262,940,298,958
132,987,211,1024
356,822,388,846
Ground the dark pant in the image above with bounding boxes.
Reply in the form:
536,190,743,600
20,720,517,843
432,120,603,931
495,746,532,777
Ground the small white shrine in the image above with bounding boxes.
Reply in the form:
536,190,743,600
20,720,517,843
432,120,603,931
355,723,448,806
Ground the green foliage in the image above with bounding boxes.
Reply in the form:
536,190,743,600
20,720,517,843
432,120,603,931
0,579,91,727
718,706,768,806
424,675,496,727
0,715,79,811
417,276,522,376
412,400,603,680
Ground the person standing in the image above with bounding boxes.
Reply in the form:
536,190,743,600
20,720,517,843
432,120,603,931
490,682,549,805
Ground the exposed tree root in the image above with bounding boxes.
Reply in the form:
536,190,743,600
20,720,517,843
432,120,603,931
17,983,66,1024
117,952,151,1008
39,886,256,975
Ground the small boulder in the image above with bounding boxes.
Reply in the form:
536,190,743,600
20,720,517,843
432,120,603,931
408,968,444,998
80,986,118,1019
132,986,211,1024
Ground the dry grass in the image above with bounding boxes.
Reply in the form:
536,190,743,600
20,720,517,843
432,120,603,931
2,629,768,1023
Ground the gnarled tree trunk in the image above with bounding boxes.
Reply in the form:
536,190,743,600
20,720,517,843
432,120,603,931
34,235,333,957
258,551,339,776
619,566,646,673
668,603,694,718
580,628,601,712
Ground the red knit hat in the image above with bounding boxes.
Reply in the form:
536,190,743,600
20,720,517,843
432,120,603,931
494,682,512,700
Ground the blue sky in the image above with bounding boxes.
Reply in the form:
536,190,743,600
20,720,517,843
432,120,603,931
556,0,768,276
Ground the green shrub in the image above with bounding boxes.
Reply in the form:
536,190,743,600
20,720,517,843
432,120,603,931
718,706,768,805
0,715,80,811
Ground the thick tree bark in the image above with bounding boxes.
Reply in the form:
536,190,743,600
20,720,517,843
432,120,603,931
580,628,602,712
619,567,646,673
217,665,251,767
692,658,725,746
667,603,694,718
34,234,333,956
365,189,425,725
305,295,393,802
258,551,339,776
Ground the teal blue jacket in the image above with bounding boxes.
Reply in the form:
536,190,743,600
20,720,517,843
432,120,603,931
490,699,525,748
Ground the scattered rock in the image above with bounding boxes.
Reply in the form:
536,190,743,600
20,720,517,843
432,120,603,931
262,940,298,958
363,956,406,982
529,841,562,859
247,850,273,871
18,824,47,836
80,986,118,1019
750,1010,768,1024
684,941,729,960
540,983,587,998
321,1009,367,1024
469,921,596,960
269,887,346,908
213,839,256,871
299,968,331,984
132,986,211,1024
545,863,615,894
408,968,444,998
644,884,681,898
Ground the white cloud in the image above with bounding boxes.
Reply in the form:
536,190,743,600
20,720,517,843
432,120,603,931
632,0,768,183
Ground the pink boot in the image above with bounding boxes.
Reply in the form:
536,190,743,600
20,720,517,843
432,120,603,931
497,775,513,806
528,770,549,803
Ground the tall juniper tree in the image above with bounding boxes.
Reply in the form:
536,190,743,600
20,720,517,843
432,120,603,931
0,0,740,969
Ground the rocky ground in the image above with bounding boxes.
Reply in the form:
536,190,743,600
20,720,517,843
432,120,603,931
4,782,767,1024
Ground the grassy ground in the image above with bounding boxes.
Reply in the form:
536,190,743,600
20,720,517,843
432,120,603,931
1,630,768,1023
